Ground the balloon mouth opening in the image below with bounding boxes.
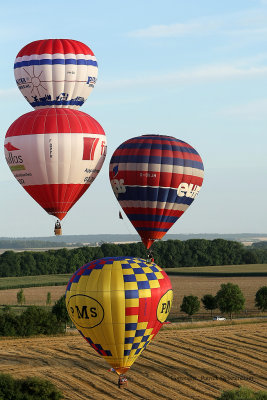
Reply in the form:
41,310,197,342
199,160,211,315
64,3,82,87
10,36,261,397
142,238,155,249
114,367,129,375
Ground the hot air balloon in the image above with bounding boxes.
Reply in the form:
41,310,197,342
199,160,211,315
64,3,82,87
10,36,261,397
65,256,173,380
14,39,98,110
109,135,204,249
4,108,107,232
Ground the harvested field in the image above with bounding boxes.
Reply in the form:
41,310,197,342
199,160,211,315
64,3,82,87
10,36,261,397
0,275,264,316
0,322,266,399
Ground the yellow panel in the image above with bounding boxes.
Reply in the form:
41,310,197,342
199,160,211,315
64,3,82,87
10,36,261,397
149,280,160,289
122,268,135,275
125,315,138,323
155,271,164,279
136,322,148,330
125,298,139,308
138,289,151,298
133,337,142,343
135,274,148,282
125,330,136,338
124,281,138,290
142,267,152,273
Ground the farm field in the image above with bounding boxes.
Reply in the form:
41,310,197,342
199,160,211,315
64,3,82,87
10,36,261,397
0,275,264,316
165,264,267,275
0,322,266,400
0,274,71,290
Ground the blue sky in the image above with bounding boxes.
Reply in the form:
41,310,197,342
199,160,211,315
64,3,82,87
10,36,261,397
0,0,266,237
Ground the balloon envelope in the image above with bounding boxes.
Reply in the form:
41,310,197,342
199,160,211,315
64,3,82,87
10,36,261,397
65,256,173,374
109,135,204,249
14,39,98,109
4,108,107,220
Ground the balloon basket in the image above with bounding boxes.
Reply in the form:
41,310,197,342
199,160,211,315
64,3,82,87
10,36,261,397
54,228,62,236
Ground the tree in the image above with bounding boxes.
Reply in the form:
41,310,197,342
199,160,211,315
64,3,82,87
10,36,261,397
216,283,245,320
17,288,25,305
255,286,267,312
180,295,200,320
201,294,218,317
0,373,64,400
46,292,52,306
52,295,70,326
216,386,267,400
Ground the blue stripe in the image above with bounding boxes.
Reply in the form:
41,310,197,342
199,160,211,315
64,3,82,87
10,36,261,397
125,290,139,299
117,186,195,206
137,281,150,290
14,58,98,69
125,337,134,344
130,135,188,143
119,142,199,155
123,274,137,282
135,329,146,336
30,99,85,108
126,214,178,223
138,227,169,232
125,323,138,331
110,155,203,169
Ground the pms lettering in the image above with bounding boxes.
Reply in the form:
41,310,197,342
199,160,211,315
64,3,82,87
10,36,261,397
6,152,23,165
70,305,97,319
177,182,201,199
160,300,171,314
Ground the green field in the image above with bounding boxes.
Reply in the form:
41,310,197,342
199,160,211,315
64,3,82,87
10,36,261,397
165,263,267,276
0,274,71,290
0,264,267,290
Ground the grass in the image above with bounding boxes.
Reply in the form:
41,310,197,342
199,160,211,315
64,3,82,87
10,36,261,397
165,263,267,276
0,274,72,290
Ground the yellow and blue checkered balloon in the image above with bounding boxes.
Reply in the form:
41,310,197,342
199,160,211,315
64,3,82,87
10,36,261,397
65,256,173,375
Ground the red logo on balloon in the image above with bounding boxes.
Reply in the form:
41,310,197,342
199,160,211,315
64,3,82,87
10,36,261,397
4,142,20,151
83,137,99,160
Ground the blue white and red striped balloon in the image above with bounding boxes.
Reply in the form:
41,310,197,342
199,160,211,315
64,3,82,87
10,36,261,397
109,135,204,249
14,39,98,110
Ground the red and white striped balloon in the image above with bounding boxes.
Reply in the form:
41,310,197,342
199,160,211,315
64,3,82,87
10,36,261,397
4,108,107,220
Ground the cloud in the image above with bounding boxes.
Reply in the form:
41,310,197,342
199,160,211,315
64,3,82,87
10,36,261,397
129,19,221,38
98,63,267,91
219,98,267,119
128,8,267,39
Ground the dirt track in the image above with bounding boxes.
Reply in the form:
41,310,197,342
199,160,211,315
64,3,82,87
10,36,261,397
0,322,266,400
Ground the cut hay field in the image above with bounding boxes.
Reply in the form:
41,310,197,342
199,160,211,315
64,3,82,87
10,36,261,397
0,275,264,316
0,322,266,399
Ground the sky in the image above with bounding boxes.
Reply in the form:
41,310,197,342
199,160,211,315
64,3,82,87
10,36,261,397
0,0,266,238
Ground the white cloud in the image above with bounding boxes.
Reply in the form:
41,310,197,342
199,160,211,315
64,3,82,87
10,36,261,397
129,8,267,39
98,63,267,91
219,98,267,119
129,19,221,38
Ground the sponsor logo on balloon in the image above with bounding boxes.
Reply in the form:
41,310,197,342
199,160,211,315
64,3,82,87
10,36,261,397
110,179,126,198
5,152,24,166
156,289,173,323
4,142,20,152
67,294,104,328
112,165,119,178
86,76,97,87
177,182,201,199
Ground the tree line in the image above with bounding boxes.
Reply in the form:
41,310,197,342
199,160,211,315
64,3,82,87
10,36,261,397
0,374,64,399
180,284,267,320
0,239,266,278
0,299,67,337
